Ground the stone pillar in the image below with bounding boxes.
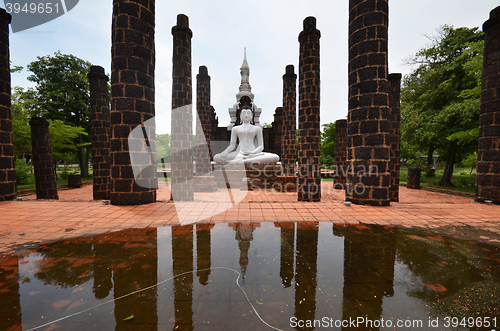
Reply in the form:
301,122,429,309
29,117,58,200
346,0,391,206
171,14,194,201
195,65,211,176
110,0,156,205
271,106,284,156
0,10,15,201
476,6,500,204
388,73,402,202
297,17,321,202
334,119,348,186
407,167,421,189
282,65,297,176
88,65,111,200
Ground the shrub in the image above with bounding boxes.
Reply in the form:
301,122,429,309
15,160,33,185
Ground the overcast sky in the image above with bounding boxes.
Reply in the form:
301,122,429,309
8,0,499,134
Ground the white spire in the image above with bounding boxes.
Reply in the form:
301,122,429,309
238,48,252,96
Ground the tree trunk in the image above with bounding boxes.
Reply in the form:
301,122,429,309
77,133,88,178
427,146,435,165
85,145,90,178
438,141,457,187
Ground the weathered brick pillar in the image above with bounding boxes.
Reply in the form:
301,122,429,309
476,6,500,204
282,65,297,176
388,73,401,202
110,0,156,205
346,0,391,206
407,167,421,189
272,106,284,156
88,65,111,200
195,65,211,176
29,117,58,200
297,17,321,202
0,10,15,201
334,119,348,186
171,14,193,201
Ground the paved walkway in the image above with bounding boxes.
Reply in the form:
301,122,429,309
0,183,499,254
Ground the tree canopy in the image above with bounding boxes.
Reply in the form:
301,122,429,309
401,25,483,186
320,122,335,167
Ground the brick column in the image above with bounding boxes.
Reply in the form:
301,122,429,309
0,9,15,201
346,0,391,206
29,117,58,200
297,17,321,202
196,65,211,176
171,14,193,201
334,119,348,186
110,0,156,205
282,65,297,176
476,6,500,204
272,106,284,156
88,65,111,200
388,73,401,202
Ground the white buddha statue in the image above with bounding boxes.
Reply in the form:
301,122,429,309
214,105,279,165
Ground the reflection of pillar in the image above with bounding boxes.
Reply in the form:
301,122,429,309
346,0,391,206
30,117,58,200
171,14,194,201
334,119,348,185
388,73,402,202
0,255,21,329
230,223,259,279
341,225,396,331
172,225,194,331
476,6,500,204
110,0,157,205
112,229,158,329
294,222,319,330
298,17,321,202
88,65,111,200
275,222,295,288
92,242,113,299
282,65,297,176
0,9,16,201
196,66,212,175
196,223,214,285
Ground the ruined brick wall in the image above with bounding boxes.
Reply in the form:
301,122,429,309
388,73,401,202
171,14,193,201
110,0,156,205
476,6,500,204
88,65,111,200
195,65,212,176
282,65,297,176
0,9,15,201
334,119,347,185
346,0,391,206
271,107,284,157
297,17,321,202
30,117,58,200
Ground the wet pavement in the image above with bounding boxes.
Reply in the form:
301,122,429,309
0,184,500,330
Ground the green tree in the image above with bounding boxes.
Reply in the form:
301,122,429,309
26,51,92,177
320,122,335,166
11,87,32,159
156,133,171,164
401,25,483,186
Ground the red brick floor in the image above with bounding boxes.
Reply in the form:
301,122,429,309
1,183,499,254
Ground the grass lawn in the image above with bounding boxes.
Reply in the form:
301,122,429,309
399,166,475,194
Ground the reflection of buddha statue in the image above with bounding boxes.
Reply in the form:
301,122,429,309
213,104,279,165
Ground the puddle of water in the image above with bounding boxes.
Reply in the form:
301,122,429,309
0,223,499,330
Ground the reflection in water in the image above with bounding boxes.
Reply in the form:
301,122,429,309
1,223,499,330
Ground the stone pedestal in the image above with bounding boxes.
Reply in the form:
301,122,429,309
88,65,111,200
193,175,217,192
346,0,391,206
0,9,15,201
274,176,298,192
476,6,500,204
213,163,282,190
334,119,347,186
407,167,421,189
170,14,194,201
282,65,297,176
68,174,82,188
110,0,156,205
388,73,402,202
30,117,58,200
297,17,321,202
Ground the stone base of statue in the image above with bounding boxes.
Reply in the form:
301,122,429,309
193,175,218,192
274,176,297,192
213,163,283,190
